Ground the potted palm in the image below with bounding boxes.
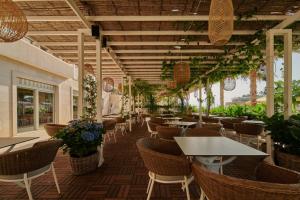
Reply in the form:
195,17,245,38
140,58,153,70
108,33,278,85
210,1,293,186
264,113,300,172
55,119,104,175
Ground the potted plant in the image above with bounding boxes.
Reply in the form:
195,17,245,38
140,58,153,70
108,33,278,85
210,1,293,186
264,113,300,172
55,119,104,175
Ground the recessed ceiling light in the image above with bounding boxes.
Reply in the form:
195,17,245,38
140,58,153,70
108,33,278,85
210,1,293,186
193,12,198,15
172,9,180,12
293,6,299,9
181,38,185,41
174,45,181,49
270,11,282,15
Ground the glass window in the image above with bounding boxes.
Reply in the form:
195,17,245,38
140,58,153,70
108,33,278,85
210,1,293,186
17,88,34,132
39,92,54,125
73,96,78,119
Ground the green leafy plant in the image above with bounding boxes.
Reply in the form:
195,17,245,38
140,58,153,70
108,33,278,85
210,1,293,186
55,119,104,158
264,113,300,156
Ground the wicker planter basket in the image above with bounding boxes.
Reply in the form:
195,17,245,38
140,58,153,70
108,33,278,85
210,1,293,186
44,124,67,137
276,150,300,172
69,152,99,175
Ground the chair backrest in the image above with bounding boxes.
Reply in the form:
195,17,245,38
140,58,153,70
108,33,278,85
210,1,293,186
103,119,117,131
255,161,300,184
156,126,182,140
221,118,245,129
0,140,62,175
148,121,161,132
185,127,221,137
192,162,300,200
115,117,126,123
136,137,191,176
202,123,222,131
150,117,165,125
234,123,264,136
202,116,220,123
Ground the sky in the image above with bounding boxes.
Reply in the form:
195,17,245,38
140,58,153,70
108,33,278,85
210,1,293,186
189,52,300,107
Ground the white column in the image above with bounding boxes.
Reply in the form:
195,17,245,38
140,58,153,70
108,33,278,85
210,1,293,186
283,30,292,119
96,35,103,122
198,81,202,122
220,79,224,107
34,89,39,129
128,76,132,132
266,30,275,117
121,77,124,115
78,31,84,117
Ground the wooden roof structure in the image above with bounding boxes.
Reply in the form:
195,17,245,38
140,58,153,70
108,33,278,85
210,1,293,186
12,0,300,84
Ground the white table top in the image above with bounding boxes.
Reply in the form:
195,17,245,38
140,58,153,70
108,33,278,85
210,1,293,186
174,137,268,156
165,121,197,127
0,137,39,149
162,117,182,120
242,120,265,125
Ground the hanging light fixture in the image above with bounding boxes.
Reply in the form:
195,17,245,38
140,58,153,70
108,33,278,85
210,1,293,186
224,77,236,91
0,0,28,42
167,81,177,89
173,63,190,85
84,64,95,75
117,83,122,92
208,0,234,46
103,77,114,92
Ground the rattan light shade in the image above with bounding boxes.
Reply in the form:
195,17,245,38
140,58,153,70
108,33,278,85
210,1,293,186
208,0,234,46
103,77,114,92
117,83,122,92
167,81,176,89
0,0,28,42
84,64,95,75
224,77,236,91
174,63,190,85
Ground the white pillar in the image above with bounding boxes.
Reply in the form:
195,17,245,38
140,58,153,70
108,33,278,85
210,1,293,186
220,79,224,107
129,76,132,131
198,81,202,122
121,77,124,115
96,35,103,122
266,30,275,118
283,29,292,119
34,89,39,129
78,31,84,117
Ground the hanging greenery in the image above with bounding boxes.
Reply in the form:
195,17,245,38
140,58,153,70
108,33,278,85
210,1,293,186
82,75,97,119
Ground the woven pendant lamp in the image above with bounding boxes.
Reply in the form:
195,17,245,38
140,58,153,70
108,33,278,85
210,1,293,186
174,63,190,85
224,77,236,91
167,81,177,89
103,77,114,92
84,64,95,75
117,83,122,92
0,0,28,42
208,0,234,46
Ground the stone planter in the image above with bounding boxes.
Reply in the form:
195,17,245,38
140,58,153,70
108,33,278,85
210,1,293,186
44,124,67,137
69,152,99,175
275,150,300,172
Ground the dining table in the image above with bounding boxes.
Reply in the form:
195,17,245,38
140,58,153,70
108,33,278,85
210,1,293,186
174,136,268,173
0,137,39,153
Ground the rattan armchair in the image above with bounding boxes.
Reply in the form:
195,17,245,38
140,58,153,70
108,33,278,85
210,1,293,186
136,137,193,200
192,161,300,200
114,117,128,136
233,123,264,149
202,123,223,131
0,140,62,200
146,117,161,138
103,119,117,143
156,126,182,141
185,127,221,137
202,116,220,123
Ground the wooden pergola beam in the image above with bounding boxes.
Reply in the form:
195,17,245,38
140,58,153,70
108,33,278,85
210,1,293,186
64,0,91,29
273,10,300,29
25,15,290,22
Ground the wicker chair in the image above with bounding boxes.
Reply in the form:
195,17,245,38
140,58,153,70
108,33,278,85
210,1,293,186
150,117,165,125
192,161,300,200
202,123,222,132
156,126,182,141
103,119,117,143
233,123,265,149
185,127,221,137
44,124,66,137
114,117,128,136
202,116,220,123
0,140,62,200
136,138,193,200
145,117,159,138
221,118,245,130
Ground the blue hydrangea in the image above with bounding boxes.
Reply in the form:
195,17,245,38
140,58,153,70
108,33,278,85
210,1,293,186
81,131,95,142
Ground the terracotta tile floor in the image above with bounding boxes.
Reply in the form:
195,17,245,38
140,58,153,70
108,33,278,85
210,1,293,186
0,124,262,200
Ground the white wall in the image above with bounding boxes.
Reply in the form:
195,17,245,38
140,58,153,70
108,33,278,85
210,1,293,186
0,40,75,137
